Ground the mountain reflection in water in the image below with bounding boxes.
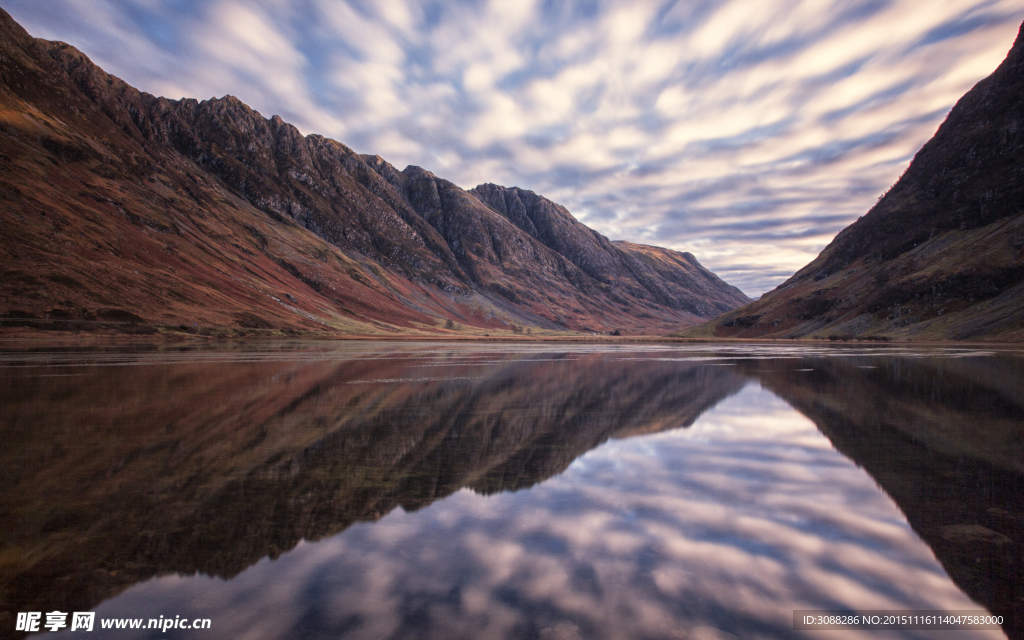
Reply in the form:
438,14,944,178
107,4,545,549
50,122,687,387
0,343,1021,639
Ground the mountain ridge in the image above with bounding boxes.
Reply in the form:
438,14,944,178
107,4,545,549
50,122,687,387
0,8,749,336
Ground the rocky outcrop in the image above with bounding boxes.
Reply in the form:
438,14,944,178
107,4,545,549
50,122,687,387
470,184,749,315
678,21,1024,342
0,8,748,336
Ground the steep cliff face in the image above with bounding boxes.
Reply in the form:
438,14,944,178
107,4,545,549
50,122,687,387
470,184,749,316
0,9,748,336
612,241,751,316
679,21,1024,342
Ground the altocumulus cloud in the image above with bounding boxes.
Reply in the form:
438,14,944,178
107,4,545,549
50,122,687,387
6,0,1024,295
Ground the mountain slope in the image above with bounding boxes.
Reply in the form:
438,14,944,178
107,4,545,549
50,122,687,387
469,184,749,317
678,21,1024,342
0,9,749,337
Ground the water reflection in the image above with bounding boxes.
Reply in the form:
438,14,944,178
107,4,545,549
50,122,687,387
741,354,1024,638
0,343,1021,639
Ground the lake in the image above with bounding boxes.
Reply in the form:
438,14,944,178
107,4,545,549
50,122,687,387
1,342,1022,639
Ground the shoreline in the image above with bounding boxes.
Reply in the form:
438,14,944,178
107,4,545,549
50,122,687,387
2,326,1022,349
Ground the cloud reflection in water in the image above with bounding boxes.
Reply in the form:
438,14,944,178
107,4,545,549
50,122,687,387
86,383,998,640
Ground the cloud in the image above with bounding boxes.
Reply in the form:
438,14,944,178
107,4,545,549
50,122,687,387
4,0,1024,295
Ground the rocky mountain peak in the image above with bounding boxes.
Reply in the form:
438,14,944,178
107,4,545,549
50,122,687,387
0,7,749,336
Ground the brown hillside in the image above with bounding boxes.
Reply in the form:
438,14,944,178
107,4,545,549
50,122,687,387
0,9,748,338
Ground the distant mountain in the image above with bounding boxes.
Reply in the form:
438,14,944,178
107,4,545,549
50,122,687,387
678,21,1024,342
0,9,748,337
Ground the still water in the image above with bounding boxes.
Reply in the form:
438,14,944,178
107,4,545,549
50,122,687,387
1,342,1022,639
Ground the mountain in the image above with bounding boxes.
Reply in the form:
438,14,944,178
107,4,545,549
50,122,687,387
677,21,1024,342
0,9,748,338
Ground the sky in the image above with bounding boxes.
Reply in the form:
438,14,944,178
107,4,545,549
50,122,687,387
5,0,1024,296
